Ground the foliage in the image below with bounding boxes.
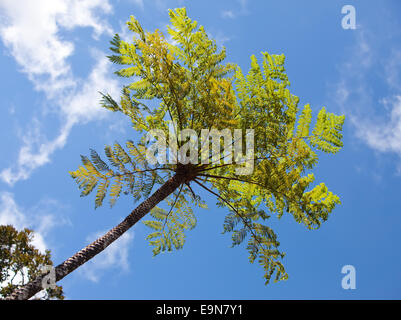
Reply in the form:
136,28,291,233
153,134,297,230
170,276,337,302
0,225,64,299
69,8,345,285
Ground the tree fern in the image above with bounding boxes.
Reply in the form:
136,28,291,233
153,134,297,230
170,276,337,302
67,7,345,287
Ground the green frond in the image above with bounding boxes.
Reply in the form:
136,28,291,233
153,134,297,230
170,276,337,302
70,140,167,209
231,227,248,247
126,140,148,169
113,142,132,164
106,34,124,64
95,179,110,209
245,225,287,284
109,33,122,54
80,177,98,197
90,149,110,172
295,104,312,138
258,249,288,284
309,108,345,154
81,155,102,177
69,156,105,198
115,66,141,78
143,220,163,231
126,15,146,42
107,55,124,65
100,92,120,112
142,190,199,256
222,212,242,233
109,176,123,207
150,207,169,221
104,145,124,170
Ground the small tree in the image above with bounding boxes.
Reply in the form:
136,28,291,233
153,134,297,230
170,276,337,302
7,7,344,300
0,225,64,299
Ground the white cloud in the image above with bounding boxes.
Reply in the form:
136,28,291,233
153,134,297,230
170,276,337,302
0,52,120,185
79,229,134,282
62,50,120,123
0,193,69,298
0,0,121,185
0,119,74,185
130,0,144,10
57,0,113,38
0,266,30,298
221,0,249,19
0,0,112,82
384,50,401,91
221,10,236,19
0,192,28,231
119,20,134,43
354,96,401,157
331,26,401,171
0,192,68,253
239,0,249,11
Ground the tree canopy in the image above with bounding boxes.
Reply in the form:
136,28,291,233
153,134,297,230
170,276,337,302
0,225,64,299
69,7,345,285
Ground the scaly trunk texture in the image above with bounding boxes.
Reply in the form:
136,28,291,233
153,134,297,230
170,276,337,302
6,173,184,300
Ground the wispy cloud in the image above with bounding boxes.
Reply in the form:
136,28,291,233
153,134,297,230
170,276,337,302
0,192,69,299
131,0,144,10
330,22,401,171
384,50,401,92
78,229,134,282
221,0,249,19
212,31,231,48
0,119,74,185
0,0,112,82
354,96,401,163
0,0,120,185
0,192,69,253
0,52,120,185
221,10,236,19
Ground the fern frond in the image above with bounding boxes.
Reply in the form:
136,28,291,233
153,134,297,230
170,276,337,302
295,104,312,138
90,149,110,172
309,108,345,154
109,176,123,207
100,92,120,112
95,179,110,209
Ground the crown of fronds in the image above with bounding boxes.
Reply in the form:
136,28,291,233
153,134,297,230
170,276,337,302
69,7,345,285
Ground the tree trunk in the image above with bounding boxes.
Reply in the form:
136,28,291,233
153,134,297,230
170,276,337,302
6,173,184,300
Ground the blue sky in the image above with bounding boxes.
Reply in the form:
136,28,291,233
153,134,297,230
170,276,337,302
0,0,401,299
